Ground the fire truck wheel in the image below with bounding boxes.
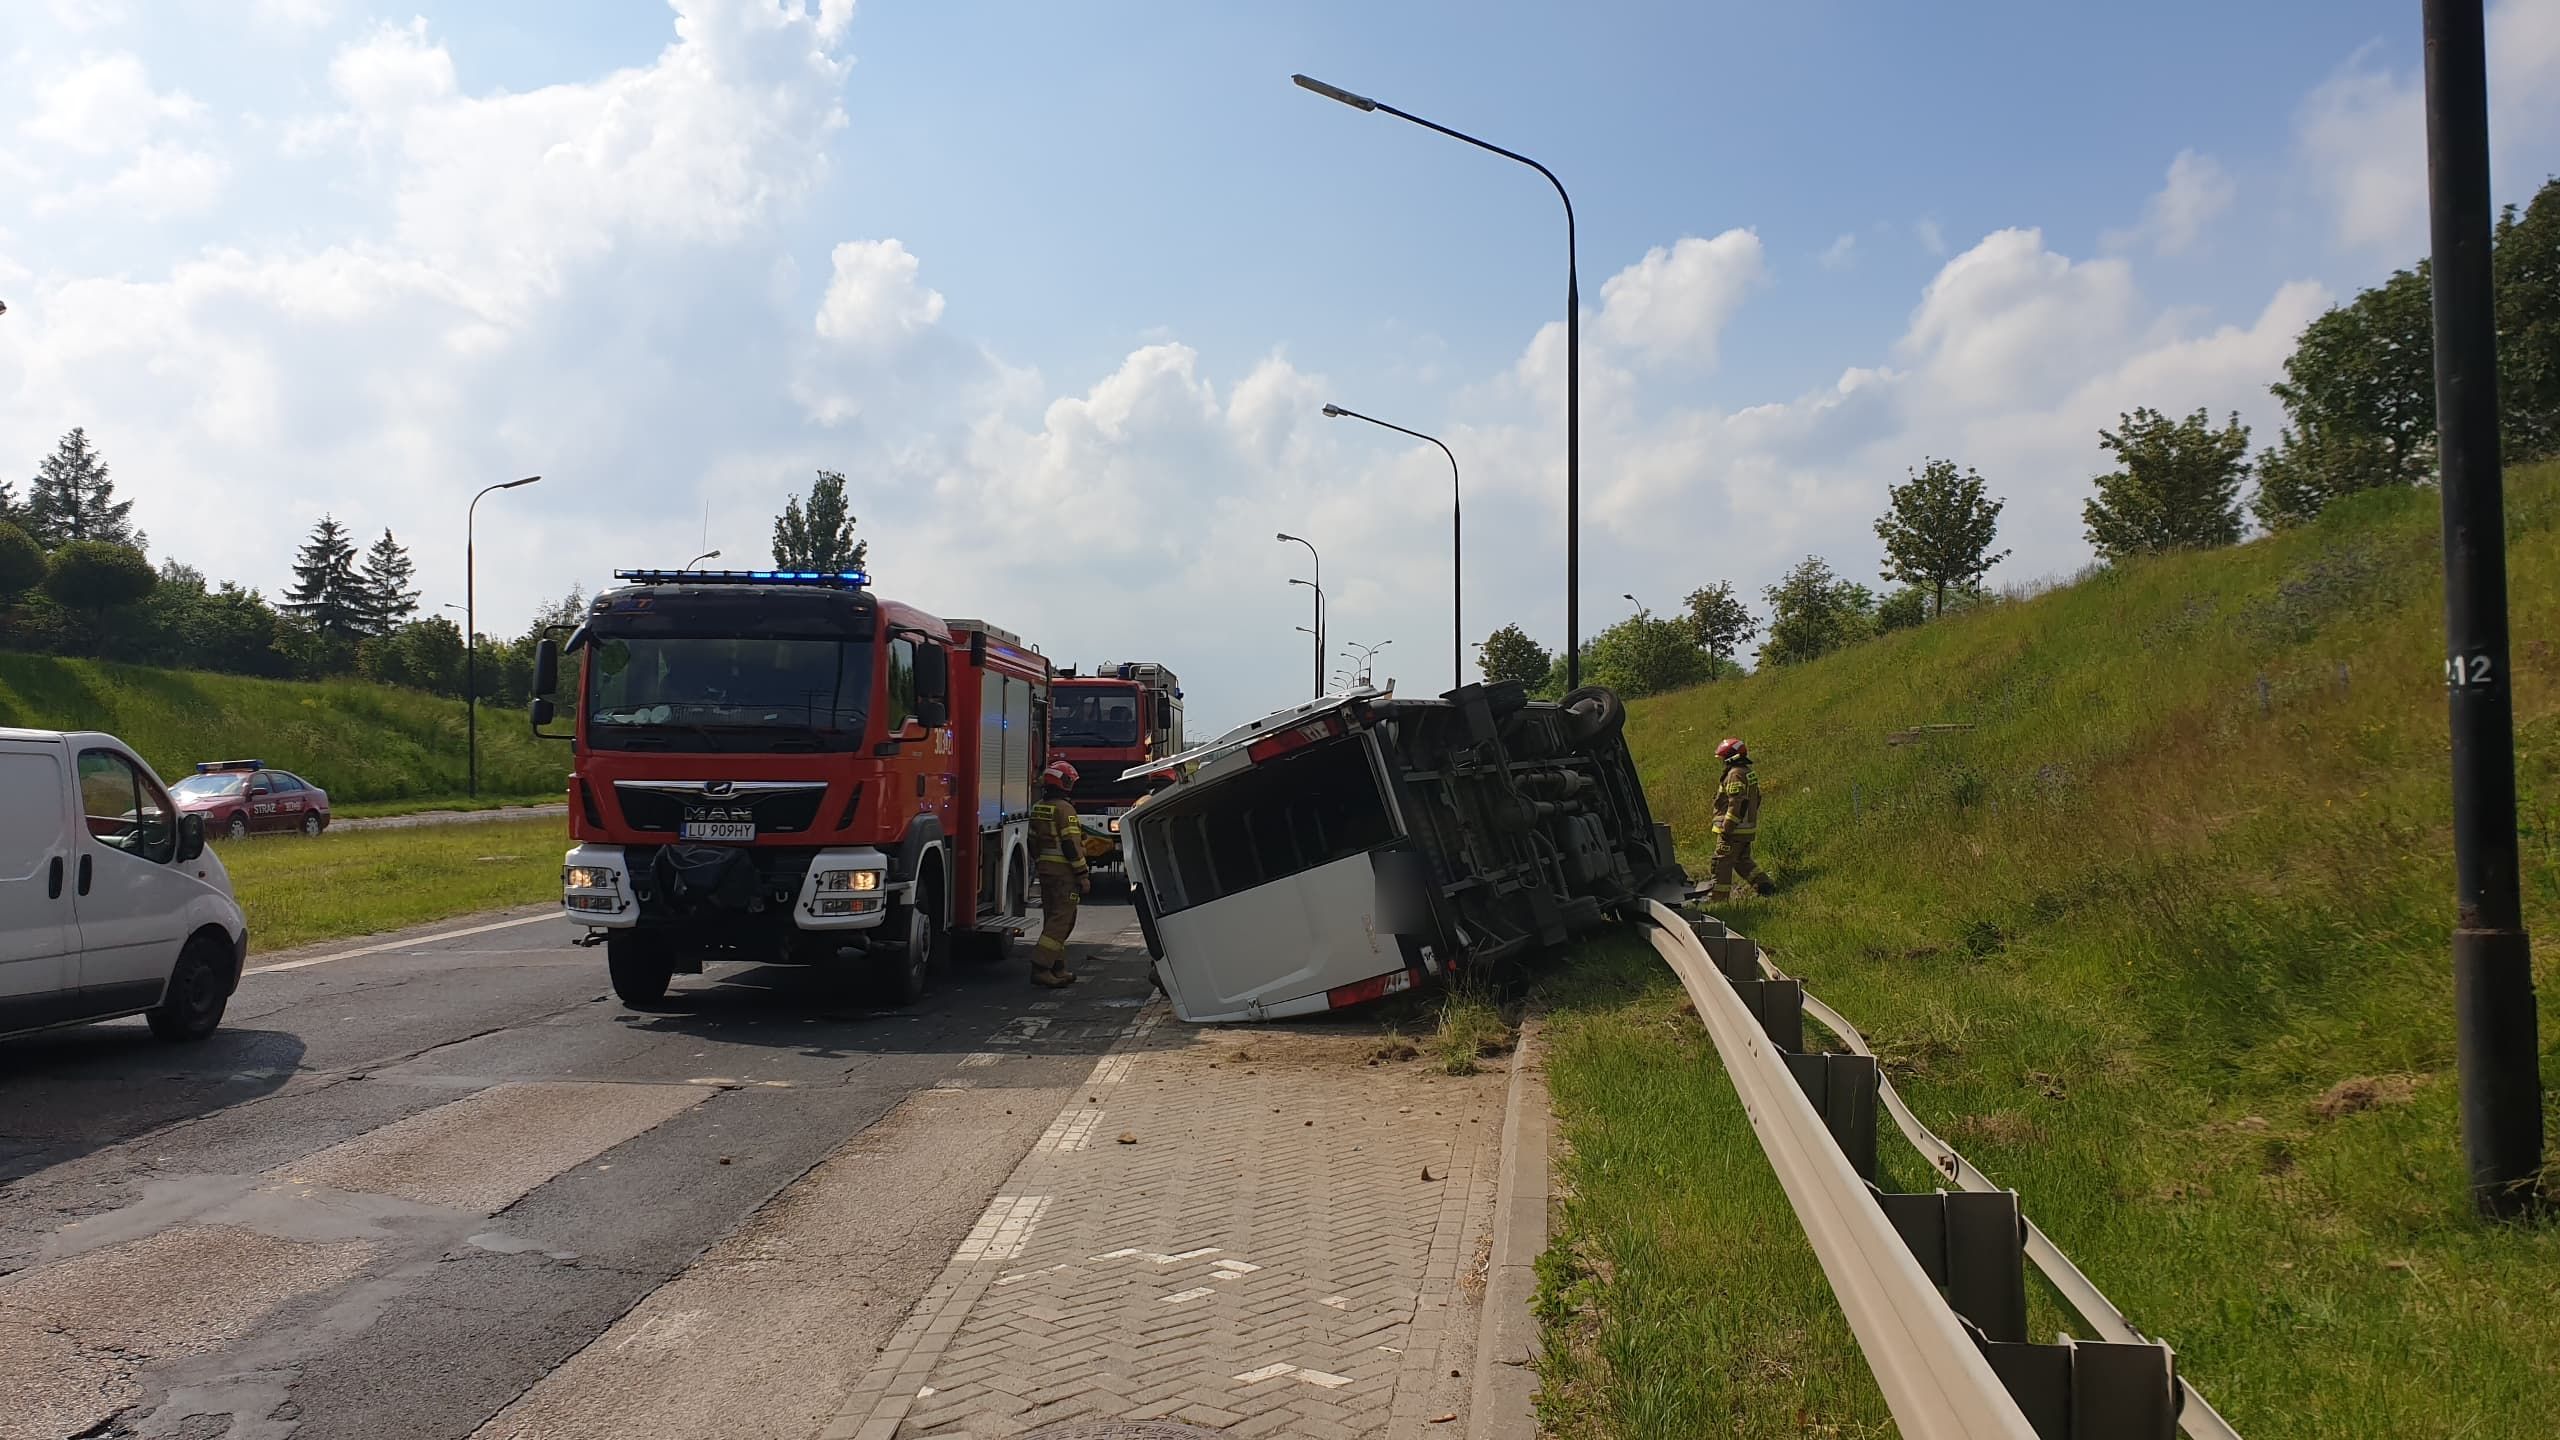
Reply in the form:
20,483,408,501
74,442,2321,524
875,903,935,1006
606,933,675,1007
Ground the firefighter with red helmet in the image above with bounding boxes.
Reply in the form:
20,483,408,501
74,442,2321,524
1027,759,1090,987
1711,737,1776,900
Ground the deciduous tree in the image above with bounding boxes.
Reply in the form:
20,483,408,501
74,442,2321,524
2082,408,2250,559
1875,457,2008,614
1757,557,1874,666
1680,581,1757,671
1478,624,1553,688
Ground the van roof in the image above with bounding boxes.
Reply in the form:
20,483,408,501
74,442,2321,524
0,722,122,743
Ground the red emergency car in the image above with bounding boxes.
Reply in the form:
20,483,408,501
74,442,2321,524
168,760,332,840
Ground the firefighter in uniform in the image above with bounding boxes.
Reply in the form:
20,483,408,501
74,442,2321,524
1027,760,1089,987
1710,737,1776,900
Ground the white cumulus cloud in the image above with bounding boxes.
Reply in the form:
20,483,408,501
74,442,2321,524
2106,149,2235,256
815,239,945,344
1594,229,1768,365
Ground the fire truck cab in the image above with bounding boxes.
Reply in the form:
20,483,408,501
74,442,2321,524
1047,662,1183,885
531,569,1047,1008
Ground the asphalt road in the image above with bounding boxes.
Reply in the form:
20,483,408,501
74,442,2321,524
0,902,1156,1440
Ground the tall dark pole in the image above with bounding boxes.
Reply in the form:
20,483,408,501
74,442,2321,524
1323,404,1461,690
1293,75,1578,688
1280,532,1322,696
466,475,542,799
1290,579,1326,697
2422,0,2543,1217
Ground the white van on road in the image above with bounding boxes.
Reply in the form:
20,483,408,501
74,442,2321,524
1,728,249,1043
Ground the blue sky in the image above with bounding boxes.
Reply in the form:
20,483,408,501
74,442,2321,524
4,0,2558,731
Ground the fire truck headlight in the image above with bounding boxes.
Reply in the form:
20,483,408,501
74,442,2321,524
564,865,618,890
1107,816,1120,833
816,868,882,893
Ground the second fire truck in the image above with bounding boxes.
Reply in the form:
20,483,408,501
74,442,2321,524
1046,661,1183,884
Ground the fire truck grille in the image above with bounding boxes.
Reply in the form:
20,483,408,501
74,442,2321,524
613,783,827,834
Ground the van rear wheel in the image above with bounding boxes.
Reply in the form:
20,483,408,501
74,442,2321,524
146,934,232,1042
606,933,675,1007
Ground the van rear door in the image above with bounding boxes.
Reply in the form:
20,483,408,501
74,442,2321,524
1127,727,1408,1021
0,739,79,1033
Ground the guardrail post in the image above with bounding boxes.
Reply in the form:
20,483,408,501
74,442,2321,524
1874,1190,2028,1343
1978,1339,2179,1440
1784,1051,1879,1183
1737,977,1804,1052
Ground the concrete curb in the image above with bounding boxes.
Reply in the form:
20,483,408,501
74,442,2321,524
1470,1014,1550,1440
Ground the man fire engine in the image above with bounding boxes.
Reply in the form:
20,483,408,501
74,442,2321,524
531,568,1048,1008
1046,661,1183,886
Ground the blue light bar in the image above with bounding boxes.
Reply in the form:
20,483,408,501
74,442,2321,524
612,568,869,588
196,758,265,773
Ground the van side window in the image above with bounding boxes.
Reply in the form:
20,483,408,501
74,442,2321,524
1137,740,1394,917
77,750,176,865
885,637,916,730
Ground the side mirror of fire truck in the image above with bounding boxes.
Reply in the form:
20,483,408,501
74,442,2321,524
530,696,557,728
531,638,561,698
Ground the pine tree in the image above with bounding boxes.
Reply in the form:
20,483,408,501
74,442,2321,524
283,515,368,649
357,529,420,636
0,474,21,527
27,428,143,552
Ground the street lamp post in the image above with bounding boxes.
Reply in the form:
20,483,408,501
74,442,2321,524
1279,532,1323,694
2421,0,2543,1216
1289,578,1326,697
1294,74,1580,689
466,475,541,799
1323,404,1460,690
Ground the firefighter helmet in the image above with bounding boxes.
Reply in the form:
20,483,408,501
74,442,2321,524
1715,737,1747,762
1041,759,1081,790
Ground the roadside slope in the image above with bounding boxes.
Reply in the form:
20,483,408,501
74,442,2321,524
1537,465,2560,1438
0,653,565,803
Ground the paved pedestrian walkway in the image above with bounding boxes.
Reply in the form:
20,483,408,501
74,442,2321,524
823,950,1510,1440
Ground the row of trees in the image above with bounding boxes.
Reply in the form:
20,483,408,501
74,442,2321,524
0,429,580,702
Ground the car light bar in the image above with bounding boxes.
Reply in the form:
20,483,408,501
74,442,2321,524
196,759,265,773
612,568,870,587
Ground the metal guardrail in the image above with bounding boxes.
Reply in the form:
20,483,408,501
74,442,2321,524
1638,898,2238,1440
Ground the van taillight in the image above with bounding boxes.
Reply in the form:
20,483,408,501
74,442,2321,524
1325,967,1417,1010
1246,716,1338,766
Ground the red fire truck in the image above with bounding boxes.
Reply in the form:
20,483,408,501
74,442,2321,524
530,568,1049,1008
1046,662,1183,883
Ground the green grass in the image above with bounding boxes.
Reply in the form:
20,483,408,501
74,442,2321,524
1535,465,2560,1438
331,792,562,819
225,817,566,951
0,652,569,805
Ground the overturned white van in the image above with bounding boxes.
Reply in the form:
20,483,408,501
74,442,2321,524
1123,681,1684,1023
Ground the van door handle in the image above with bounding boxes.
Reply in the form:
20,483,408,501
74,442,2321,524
77,854,92,896
48,856,63,899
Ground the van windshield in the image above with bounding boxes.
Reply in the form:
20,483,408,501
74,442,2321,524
1133,738,1394,916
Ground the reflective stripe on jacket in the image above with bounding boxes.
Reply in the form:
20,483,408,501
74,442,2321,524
1713,764,1762,834
1029,792,1088,871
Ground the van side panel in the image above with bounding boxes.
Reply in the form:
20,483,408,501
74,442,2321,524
0,744,79,1032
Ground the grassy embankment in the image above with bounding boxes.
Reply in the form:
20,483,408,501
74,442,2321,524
1533,465,2560,1439
226,818,566,952
0,652,564,808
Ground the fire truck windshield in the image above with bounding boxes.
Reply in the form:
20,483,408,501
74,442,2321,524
1050,684,1142,747
586,636,873,751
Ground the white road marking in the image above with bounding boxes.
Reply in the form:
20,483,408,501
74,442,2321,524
1161,1286,1213,1304
1155,1247,1219,1264
1233,1363,1297,1384
954,1195,1049,1262
960,1052,1006,1068
1211,1259,1260,1279
1319,1296,1349,1309
245,913,557,975
1035,1110,1104,1154
1087,1054,1137,1085
1295,1369,1353,1389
